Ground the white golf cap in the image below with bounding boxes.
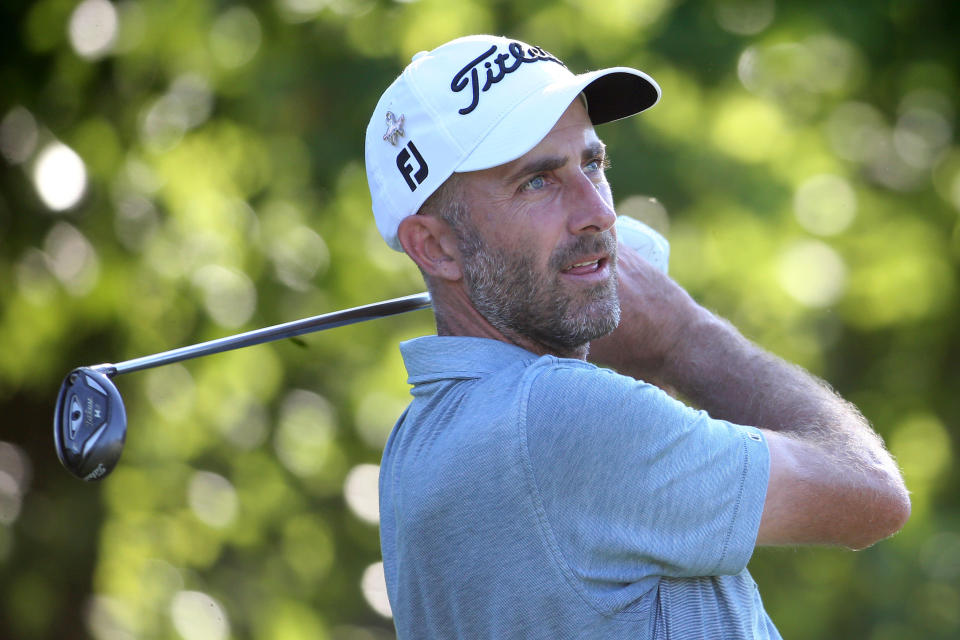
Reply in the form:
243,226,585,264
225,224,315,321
365,34,661,251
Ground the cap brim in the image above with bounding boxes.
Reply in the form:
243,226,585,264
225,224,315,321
582,67,660,124
457,66,659,172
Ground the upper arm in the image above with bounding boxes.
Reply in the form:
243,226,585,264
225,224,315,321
525,365,769,578
757,430,911,550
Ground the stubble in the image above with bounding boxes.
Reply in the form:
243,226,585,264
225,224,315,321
457,223,621,355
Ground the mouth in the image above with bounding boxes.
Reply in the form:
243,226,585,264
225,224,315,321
560,255,610,279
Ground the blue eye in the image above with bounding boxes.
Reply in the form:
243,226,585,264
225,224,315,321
586,156,609,173
524,175,546,191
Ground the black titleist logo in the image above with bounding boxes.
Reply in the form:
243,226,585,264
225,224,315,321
451,42,564,115
397,140,428,191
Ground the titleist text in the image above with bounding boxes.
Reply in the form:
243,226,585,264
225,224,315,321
451,42,563,115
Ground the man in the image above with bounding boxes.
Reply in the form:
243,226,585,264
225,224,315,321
364,35,910,639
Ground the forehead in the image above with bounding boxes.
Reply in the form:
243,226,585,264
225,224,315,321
474,100,601,181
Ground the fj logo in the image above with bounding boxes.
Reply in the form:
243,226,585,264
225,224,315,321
396,141,428,191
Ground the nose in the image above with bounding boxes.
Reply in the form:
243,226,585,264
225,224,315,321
566,171,616,236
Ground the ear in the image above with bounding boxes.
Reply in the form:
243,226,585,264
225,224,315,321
397,214,463,281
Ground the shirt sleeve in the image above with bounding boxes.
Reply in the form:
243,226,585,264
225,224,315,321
521,361,770,588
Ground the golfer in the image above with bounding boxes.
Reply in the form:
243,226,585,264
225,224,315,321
365,35,910,639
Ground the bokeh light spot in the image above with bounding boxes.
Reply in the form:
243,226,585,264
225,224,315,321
210,7,262,69
113,192,159,252
33,142,88,211
361,562,392,619
140,75,215,153
0,442,31,526
85,595,137,640
738,43,812,95
714,0,775,36
825,101,888,164
170,591,229,640
0,472,22,526
793,174,857,236
0,441,32,494
737,35,861,117
890,413,952,486
274,390,336,477
188,471,239,529
270,225,329,291
192,265,257,329
893,107,952,169
216,398,269,450
344,464,380,525
15,248,56,305
43,222,100,295
68,0,119,60
277,0,328,23
777,240,847,307
168,75,215,129
931,147,960,212
802,34,861,94
0,106,38,164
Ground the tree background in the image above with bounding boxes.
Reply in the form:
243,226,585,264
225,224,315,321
1,0,958,638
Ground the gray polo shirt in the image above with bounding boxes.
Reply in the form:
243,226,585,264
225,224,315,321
380,335,780,639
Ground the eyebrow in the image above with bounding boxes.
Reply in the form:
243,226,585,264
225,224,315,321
583,141,607,163
504,155,568,185
503,140,608,186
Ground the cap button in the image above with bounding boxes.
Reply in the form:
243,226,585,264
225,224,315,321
411,50,429,62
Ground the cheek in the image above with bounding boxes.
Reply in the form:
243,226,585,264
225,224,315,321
490,227,556,274
465,189,568,270
480,199,545,246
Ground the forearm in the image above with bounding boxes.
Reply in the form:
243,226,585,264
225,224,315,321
593,249,890,461
662,311,843,431
660,309,889,470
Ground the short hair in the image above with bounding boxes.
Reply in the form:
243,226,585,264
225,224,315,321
417,172,468,235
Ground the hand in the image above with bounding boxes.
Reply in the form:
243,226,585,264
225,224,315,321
588,241,701,383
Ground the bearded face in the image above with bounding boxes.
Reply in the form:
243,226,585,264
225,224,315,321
456,219,621,354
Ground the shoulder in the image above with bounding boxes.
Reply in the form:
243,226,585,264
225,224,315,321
524,356,637,392
522,357,692,430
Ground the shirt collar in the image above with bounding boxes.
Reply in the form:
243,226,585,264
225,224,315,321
399,336,540,385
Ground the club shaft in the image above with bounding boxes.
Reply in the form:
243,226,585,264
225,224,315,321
93,292,432,377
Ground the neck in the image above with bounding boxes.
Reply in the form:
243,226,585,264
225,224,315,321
430,282,589,360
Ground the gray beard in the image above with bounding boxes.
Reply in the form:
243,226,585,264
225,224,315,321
458,228,621,354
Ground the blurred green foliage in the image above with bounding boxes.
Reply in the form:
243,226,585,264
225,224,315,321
1,0,958,638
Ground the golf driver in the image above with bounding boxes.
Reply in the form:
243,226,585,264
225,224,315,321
53,216,669,481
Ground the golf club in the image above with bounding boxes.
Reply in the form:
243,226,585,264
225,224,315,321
53,215,669,481
54,292,432,481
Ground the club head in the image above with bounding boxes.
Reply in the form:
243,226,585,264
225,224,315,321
54,367,127,481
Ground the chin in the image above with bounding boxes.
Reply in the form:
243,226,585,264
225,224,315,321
554,301,620,350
